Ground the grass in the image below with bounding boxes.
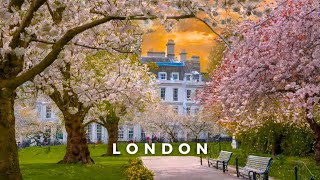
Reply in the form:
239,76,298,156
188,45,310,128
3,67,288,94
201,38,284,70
19,142,206,180
206,143,320,180
19,145,127,180
19,142,320,180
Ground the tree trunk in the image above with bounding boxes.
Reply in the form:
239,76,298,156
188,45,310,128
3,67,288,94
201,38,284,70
104,118,119,156
314,130,320,165
0,88,22,180
306,111,320,165
59,114,94,164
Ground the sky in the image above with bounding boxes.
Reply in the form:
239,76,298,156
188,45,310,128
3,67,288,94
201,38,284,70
141,19,218,72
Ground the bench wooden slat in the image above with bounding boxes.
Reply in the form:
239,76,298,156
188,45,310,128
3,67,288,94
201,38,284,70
207,151,233,173
237,155,273,180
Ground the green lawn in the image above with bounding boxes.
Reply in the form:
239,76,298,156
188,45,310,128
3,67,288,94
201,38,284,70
207,143,320,180
19,142,320,180
19,142,206,180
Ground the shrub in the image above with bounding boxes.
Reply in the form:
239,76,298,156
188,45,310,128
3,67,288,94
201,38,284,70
125,158,154,180
238,120,314,157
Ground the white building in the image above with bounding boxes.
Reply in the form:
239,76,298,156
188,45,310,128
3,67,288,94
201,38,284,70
140,39,206,141
82,39,207,143
29,40,207,144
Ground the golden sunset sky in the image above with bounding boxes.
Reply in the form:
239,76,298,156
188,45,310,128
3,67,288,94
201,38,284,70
141,19,218,72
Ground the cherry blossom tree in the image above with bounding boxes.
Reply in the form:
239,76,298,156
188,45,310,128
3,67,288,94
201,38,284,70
0,0,270,178
181,111,219,141
33,51,156,163
15,104,60,146
84,59,157,156
136,103,184,142
200,0,320,164
14,92,62,146
86,102,125,156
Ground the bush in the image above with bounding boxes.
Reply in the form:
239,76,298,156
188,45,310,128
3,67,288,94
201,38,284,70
238,120,314,157
125,158,154,180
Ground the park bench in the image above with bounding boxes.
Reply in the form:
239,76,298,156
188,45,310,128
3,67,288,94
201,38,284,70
236,155,273,180
207,151,233,173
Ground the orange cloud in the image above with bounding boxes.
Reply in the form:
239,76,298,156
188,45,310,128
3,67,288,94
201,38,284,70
141,19,217,72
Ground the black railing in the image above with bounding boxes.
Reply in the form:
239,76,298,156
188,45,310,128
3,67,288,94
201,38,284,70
294,161,315,180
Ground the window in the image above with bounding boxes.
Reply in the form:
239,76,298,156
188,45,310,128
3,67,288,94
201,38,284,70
128,126,134,140
159,72,167,80
96,124,102,142
186,90,192,101
185,74,192,81
85,124,92,142
160,88,166,100
118,126,124,139
171,72,179,80
36,105,41,118
141,129,146,141
194,108,199,114
186,107,191,115
45,105,52,118
173,88,178,101
193,74,200,82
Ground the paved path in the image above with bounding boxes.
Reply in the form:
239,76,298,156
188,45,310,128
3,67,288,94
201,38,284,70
141,156,239,180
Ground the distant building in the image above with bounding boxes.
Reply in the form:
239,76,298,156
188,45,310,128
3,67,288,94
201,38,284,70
140,39,206,141
16,101,63,147
24,40,208,145
72,39,207,143
141,39,204,116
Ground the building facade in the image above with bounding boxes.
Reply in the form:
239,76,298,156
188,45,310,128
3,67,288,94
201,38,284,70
141,40,204,116
141,39,206,141
28,40,207,144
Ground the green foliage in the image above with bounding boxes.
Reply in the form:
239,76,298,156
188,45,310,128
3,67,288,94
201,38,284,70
124,158,154,180
145,62,159,71
207,40,226,74
238,121,314,156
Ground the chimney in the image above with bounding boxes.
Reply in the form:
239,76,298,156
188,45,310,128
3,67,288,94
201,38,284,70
166,39,175,60
180,49,187,62
191,55,200,72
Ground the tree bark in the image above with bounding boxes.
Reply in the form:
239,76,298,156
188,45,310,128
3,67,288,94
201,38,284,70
0,88,22,180
310,121,320,165
305,109,320,165
59,114,94,164
104,118,119,156
314,131,320,165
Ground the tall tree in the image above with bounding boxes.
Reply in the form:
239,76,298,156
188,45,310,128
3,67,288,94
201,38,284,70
200,0,320,164
0,0,270,178
206,40,226,74
34,51,156,163
181,111,219,141
85,58,157,156
136,103,184,142
15,97,60,146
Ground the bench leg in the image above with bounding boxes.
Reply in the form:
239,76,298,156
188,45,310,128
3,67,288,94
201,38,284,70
264,172,269,180
222,162,225,173
208,159,210,167
236,157,239,177
216,161,218,169
253,172,257,180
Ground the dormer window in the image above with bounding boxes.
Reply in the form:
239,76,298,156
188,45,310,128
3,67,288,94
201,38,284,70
193,74,200,82
185,74,192,81
159,72,167,80
171,72,179,80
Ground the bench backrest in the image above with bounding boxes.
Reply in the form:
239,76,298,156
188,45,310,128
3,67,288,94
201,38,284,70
217,151,233,163
245,155,272,173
